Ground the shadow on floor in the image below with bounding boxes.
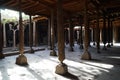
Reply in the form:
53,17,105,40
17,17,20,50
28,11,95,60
62,72,79,80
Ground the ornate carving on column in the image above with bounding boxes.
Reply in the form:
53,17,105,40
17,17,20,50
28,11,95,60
69,18,74,51
55,0,68,75
50,9,57,56
0,9,5,59
81,0,91,60
16,0,28,65
29,15,34,53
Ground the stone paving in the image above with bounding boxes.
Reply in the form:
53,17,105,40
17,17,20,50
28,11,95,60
0,43,120,80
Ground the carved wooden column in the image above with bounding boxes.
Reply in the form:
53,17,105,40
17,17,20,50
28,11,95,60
107,17,111,47
0,9,5,59
69,18,74,51
102,13,107,50
16,0,28,65
55,0,68,74
96,8,100,53
48,18,52,49
50,9,57,56
29,15,34,53
81,0,91,60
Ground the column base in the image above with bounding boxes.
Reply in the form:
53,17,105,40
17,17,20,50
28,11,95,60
81,51,91,60
50,50,57,56
111,43,113,46
93,42,95,46
69,47,74,51
107,43,111,48
29,48,34,53
55,63,68,75
0,53,5,59
16,54,28,66
79,44,83,49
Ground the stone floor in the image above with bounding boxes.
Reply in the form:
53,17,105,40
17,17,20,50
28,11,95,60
0,43,120,80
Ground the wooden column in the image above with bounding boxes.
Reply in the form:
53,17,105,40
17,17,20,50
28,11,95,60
102,13,107,50
50,9,57,56
69,18,74,51
55,0,68,75
29,15,34,53
81,0,91,60
3,22,6,47
0,9,5,59
79,16,83,49
107,17,111,47
16,0,28,65
96,8,100,53
110,20,113,46
33,21,36,46
48,18,52,49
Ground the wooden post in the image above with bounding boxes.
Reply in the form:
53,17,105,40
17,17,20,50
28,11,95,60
50,9,57,56
16,0,28,65
69,18,74,51
29,15,34,53
81,0,91,60
55,0,68,75
107,17,111,47
33,21,36,46
3,22,6,47
96,8,100,53
79,16,83,49
0,9,5,59
48,18,52,49
110,19,113,46
102,13,107,50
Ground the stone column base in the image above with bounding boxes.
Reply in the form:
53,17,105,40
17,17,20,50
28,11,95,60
107,43,111,48
16,54,28,66
50,50,57,56
81,51,91,60
55,63,68,75
93,42,95,46
80,44,83,49
29,48,34,53
0,53,5,59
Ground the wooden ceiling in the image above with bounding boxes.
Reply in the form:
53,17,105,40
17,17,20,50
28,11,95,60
0,0,120,19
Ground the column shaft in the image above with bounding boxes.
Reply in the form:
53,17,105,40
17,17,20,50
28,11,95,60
81,0,91,60
96,8,100,53
50,9,57,56
0,10,5,59
16,0,28,65
29,15,34,53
